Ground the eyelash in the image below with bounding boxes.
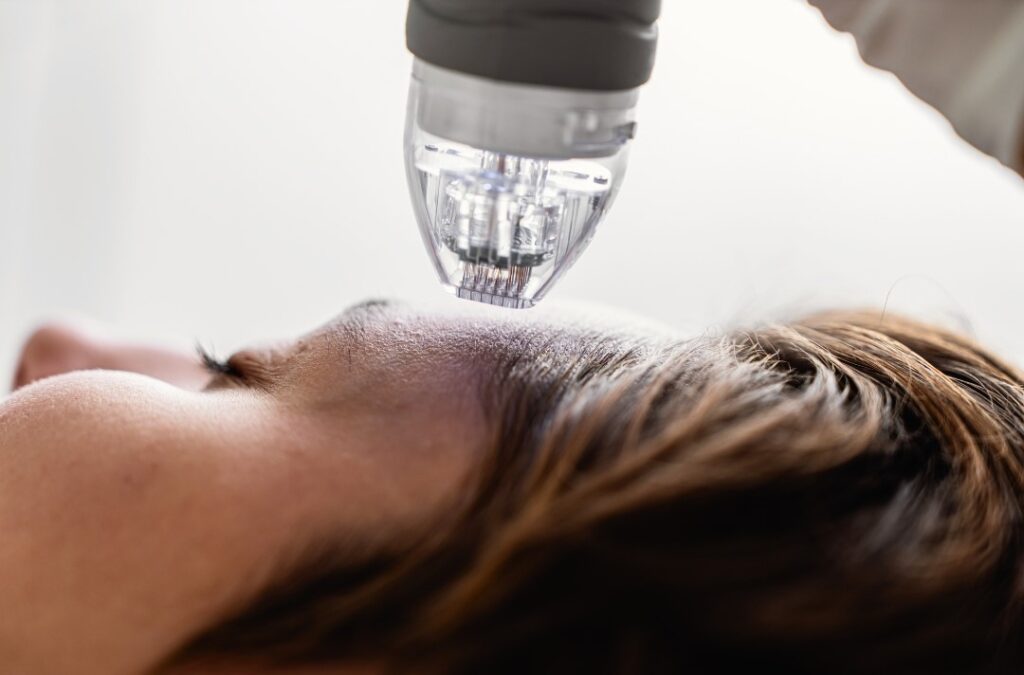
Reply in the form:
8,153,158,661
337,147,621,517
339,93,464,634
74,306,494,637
197,345,245,381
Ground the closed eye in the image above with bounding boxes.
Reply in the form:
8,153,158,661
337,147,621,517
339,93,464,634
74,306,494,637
197,345,247,385
197,344,281,392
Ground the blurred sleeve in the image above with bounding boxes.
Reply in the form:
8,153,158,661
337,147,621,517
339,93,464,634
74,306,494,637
808,0,1024,176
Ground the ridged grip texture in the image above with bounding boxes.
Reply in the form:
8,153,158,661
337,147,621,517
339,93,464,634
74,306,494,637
406,0,661,91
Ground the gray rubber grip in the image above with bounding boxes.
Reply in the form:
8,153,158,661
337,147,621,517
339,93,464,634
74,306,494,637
406,0,661,91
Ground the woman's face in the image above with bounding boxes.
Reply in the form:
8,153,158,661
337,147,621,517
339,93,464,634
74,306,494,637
1,301,659,675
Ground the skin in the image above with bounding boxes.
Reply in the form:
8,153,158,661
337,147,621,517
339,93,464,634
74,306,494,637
0,301,503,675
2,303,671,675
1,300,668,675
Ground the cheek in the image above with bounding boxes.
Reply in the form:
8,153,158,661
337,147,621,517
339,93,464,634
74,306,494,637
0,373,312,673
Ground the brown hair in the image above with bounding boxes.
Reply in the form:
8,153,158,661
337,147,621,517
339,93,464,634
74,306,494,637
173,311,1024,673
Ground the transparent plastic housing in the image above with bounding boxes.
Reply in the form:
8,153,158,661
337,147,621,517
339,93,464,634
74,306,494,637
404,75,633,309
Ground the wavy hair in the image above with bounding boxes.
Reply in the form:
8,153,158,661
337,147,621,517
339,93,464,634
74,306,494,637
172,312,1024,674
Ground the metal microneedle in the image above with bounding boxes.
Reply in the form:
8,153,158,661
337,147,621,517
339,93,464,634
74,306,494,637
404,0,661,308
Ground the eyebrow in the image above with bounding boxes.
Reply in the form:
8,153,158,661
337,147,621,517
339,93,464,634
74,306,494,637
343,298,396,315
331,299,398,330
202,299,402,393
319,299,402,350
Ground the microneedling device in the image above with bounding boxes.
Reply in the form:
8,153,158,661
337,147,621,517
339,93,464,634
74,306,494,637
404,0,661,308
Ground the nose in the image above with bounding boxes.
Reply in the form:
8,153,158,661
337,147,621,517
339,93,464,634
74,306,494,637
12,321,103,390
12,320,210,392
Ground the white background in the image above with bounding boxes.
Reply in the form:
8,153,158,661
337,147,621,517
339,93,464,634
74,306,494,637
2,0,1023,385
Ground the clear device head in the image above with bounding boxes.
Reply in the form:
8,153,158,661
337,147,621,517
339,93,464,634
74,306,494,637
404,60,637,309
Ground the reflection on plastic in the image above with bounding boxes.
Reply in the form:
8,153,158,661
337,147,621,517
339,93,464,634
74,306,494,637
407,130,628,309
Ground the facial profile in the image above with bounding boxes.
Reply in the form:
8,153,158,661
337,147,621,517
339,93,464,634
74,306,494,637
4,302,1024,674
1,301,667,674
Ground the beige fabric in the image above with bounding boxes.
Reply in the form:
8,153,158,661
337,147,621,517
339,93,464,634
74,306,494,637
808,0,1024,176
